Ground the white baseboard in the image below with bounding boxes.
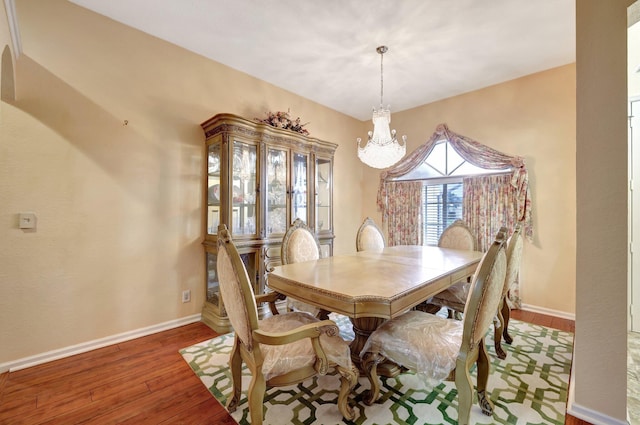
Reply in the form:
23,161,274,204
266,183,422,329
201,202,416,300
0,314,202,373
566,357,628,425
522,304,628,423
567,401,628,425
520,303,575,321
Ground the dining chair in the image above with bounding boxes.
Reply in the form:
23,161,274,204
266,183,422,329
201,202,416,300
217,224,358,425
360,227,508,425
438,219,477,251
494,223,523,359
356,217,386,252
428,223,523,359
418,219,476,316
281,218,326,318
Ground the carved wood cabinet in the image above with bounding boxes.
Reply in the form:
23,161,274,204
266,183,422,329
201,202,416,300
200,113,337,332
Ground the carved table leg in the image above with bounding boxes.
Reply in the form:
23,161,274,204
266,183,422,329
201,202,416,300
349,316,403,377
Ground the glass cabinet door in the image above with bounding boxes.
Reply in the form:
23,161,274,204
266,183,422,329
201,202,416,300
266,148,288,235
207,143,221,235
206,249,259,315
315,157,332,232
231,141,257,236
206,251,219,305
292,152,308,223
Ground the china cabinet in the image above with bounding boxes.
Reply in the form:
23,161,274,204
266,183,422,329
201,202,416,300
200,113,337,332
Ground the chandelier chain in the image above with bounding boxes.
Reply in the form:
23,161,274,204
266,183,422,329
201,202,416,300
380,48,384,106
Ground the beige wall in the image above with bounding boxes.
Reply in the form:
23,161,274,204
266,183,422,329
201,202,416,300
572,0,631,421
0,2,11,50
0,0,364,364
362,65,577,316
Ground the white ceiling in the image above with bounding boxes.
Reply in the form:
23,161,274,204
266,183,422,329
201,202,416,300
68,0,575,121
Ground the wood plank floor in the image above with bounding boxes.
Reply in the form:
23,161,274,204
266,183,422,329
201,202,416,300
0,310,588,424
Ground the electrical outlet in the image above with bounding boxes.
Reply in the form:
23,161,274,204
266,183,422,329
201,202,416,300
182,290,191,303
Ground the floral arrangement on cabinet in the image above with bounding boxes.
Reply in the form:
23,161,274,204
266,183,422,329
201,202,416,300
255,109,310,135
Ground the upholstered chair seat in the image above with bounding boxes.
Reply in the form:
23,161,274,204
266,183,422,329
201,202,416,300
258,311,351,381
361,228,508,425
426,281,469,313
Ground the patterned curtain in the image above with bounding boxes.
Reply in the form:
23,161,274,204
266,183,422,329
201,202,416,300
386,181,423,246
377,123,533,242
463,174,517,252
376,123,531,309
463,173,522,308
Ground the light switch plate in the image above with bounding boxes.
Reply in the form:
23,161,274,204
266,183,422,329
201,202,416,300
19,213,37,229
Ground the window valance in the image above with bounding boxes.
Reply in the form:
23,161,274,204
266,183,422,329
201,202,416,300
376,123,533,241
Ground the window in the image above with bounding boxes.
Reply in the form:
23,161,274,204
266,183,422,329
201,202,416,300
394,139,500,244
422,182,463,245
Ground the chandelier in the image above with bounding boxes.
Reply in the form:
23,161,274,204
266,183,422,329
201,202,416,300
357,45,407,169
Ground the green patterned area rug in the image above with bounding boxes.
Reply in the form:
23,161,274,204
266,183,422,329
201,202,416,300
180,315,573,425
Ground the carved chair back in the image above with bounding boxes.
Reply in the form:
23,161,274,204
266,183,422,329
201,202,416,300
356,217,386,252
438,219,476,251
281,218,321,264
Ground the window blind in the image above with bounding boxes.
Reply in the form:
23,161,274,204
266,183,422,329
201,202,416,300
422,182,463,245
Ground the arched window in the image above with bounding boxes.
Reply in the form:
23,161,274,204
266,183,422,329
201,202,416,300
393,139,511,244
377,124,531,250
396,139,499,180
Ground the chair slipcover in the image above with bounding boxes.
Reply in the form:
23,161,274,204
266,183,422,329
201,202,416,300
362,247,506,383
362,311,463,385
361,228,508,425
428,280,470,311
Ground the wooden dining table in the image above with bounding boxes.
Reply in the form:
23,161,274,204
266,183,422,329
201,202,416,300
267,245,484,374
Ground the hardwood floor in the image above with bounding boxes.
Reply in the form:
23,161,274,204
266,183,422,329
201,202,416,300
0,310,588,424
